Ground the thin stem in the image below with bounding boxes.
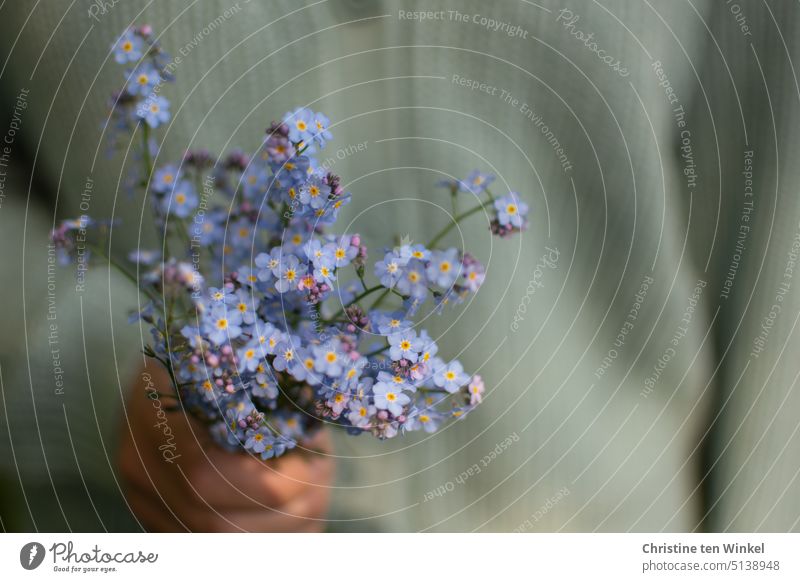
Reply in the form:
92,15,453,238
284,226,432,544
369,288,390,311
141,124,153,181
426,188,496,249
361,343,389,359
329,285,384,321
426,203,486,248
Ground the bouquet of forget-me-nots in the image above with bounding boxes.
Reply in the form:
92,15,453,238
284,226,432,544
51,25,530,459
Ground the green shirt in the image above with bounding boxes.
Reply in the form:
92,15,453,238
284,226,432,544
2,0,800,531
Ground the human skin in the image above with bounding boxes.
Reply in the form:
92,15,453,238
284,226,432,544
117,365,334,532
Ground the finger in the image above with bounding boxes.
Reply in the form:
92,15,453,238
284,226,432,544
200,491,332,532
189,448,334,509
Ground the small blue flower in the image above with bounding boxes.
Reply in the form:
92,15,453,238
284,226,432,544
312,112,333,146
240,162,269,200
137,94,171,128
204,304,243,344
313,341,345,377
113,29,143,64
375,249,410,288
244,427,273,455
299,175,331,209
407,407,441,433
408,244,430,261
370,310,412,335
160,180,197,218
329,235,358,267
255,247,282,283
151,164,182,193
426,248,461,288
494,192,529,228
263,435,295,459
395,259,428,300
275,254,302,293
388,329,424,363
237,342,264,372
231,288,259,325
273,338,301,372
208,284,236,305
347,399,376,428
284,108,315,145
433,360,470,393
460,170,495,194
303,238,334,268
373,381,411,416
127,62,161,96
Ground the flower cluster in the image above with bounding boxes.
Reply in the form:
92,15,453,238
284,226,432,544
53,26,530,459
109,25,174,132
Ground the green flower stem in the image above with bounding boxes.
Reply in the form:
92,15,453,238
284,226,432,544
426,202,486,248
329,285,384,321
427,188,496,249
361,344,388,359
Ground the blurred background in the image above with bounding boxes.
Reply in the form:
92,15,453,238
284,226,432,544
1,0,800,532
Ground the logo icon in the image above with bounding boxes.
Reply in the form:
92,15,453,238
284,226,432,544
19,542,45,570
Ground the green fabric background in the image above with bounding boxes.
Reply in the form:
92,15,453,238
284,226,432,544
1,0,799,532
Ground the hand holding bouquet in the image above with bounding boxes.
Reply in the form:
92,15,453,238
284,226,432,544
53,26,530,459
